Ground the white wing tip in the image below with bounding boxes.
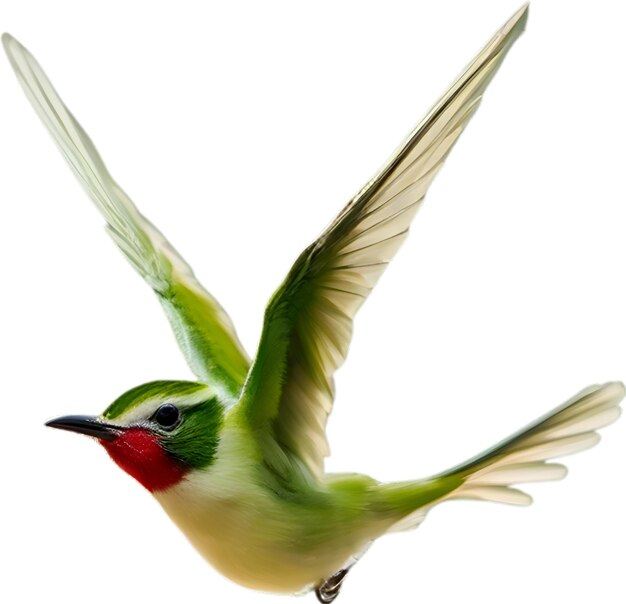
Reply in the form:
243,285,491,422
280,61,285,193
2,32,17,56
2,32,25,59
507,4,530,33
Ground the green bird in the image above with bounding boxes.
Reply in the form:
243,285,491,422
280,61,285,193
4,5,623,602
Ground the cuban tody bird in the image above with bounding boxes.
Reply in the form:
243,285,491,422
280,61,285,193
4,5,623,602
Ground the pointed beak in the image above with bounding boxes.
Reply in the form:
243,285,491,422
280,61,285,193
45,415,124,442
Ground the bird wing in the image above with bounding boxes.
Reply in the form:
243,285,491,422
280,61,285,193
3,34,250,400
234,6,529,479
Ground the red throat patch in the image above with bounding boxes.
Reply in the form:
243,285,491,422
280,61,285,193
100,428,187,492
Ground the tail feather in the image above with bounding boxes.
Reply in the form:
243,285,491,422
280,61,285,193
381,382,623,533
474,461,568,485
457,485,533,506
441,382,624,506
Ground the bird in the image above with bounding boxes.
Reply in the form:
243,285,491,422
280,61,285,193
3,4,623,602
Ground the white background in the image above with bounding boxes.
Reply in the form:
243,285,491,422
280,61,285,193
1,1,625,603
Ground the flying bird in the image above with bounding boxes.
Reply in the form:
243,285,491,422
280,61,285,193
4,5,622,602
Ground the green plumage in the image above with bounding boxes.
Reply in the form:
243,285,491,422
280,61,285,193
4,5,623,602
165,399,224,470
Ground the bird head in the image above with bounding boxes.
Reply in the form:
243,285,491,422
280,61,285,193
46,380,224,492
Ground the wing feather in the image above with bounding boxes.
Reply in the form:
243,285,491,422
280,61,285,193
236,6,529,478
3,34,250,398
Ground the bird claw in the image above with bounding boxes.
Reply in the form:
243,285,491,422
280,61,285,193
315,567,350,603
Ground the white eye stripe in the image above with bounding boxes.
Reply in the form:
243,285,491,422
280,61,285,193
106,388,217,426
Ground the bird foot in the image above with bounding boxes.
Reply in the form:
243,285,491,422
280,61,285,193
315,567,351,603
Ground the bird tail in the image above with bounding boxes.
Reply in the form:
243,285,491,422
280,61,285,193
378,382,624,532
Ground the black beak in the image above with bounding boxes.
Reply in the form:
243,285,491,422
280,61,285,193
45,415,124,442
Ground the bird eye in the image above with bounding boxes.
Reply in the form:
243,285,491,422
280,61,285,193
153,404,181,430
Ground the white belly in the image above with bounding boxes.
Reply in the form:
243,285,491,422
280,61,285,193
156,475,372,593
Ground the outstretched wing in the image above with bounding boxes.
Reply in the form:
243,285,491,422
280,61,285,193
235,6,529,478
3,34,250,399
